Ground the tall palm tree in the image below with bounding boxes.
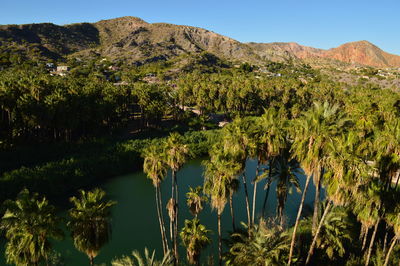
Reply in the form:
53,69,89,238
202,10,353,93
180,218,211,265
288,101,349,265
384,208,400,266
271,150,302,227
306,131,369,264
221,118,254,227
68,188,116,266
251,108,287,225
143,144,169,255
186,186,207,218
203,149,241,266
352,181,382,266
0,189,63,266
164,132,189,262
375,118,400,190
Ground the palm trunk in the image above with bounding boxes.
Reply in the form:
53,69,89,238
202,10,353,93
278,204,284,228
229,194,236,231
312,175,321,234
384,237,397,266
241,173,252,227
262,160,273,217
393,170,400,190
89,256,94,266
306,201,332,264
251,162,260,225
218,212,222,266
262,179,272,218
365,219,380,266
173,170,179,264
362,227,369,251
383,224,389,254
170,171,176,260
288,174,312,266
169,216,173,249
158,188,169,252
156,186,167,254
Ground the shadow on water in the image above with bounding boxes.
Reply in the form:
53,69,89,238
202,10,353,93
0,158,320,265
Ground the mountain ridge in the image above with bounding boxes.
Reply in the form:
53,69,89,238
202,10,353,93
1,16,399,68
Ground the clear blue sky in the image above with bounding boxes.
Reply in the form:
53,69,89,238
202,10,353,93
2,0,400,54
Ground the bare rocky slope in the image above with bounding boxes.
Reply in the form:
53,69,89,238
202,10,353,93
0,16,260,63
1,16,400,67
248,41,400,68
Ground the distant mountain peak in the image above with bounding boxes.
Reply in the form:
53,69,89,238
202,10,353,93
249,40,400,68
322,40,400,67
96,16,148,25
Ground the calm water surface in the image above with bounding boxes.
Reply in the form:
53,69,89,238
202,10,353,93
0,158,318,265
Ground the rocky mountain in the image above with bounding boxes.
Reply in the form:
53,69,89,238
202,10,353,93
248,41,400,68
321,41,400,68
0,16,399,68
0,16,260,64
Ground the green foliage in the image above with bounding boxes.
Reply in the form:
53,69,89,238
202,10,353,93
315,206,354,260
225,220,293,266
112,248,174,266
0,189,63,265
186,186,208,217
68,188,116,264
180,218,211,265
0,138,145,202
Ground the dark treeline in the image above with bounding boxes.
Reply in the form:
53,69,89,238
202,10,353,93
0,130,219,204
0,67,166,143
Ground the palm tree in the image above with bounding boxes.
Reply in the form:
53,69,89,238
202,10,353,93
352,181,382,266
112,248,173,266
271,150,302,227
186,186,207,218
225,219,292,266
68,188,116,266
0,189,63,266
384,208,400,266
180,218,211,265
143,144,169,255
164,132,189,262
305,205,353,263
203,149,241,266
375,118,400,190
288,101,348,265
306,131,369,264
221,118,254,226
251,108,287,225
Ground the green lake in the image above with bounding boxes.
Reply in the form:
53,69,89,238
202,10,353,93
0,158,318,265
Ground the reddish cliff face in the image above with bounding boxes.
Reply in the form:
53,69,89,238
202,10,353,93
321,41,400,68
248,40,400,68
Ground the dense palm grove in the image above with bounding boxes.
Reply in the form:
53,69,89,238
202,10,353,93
0,55,400,265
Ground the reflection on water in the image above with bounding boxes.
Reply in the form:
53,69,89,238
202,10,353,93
0,158,319,265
